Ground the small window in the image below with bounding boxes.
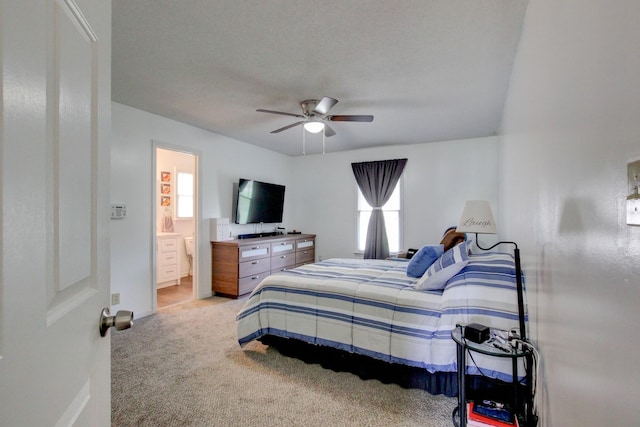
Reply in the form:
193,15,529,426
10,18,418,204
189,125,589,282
356,182,401,253
176,171,193,218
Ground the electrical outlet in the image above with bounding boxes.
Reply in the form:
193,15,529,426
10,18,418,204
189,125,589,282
111,293,120,305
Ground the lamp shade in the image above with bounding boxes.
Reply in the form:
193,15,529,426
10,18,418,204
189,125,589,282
456,200,497,234
304,121,325,133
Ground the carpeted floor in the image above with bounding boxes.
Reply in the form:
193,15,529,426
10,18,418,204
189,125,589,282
111,296,456,426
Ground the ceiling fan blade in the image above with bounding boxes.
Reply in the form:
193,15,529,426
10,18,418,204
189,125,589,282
313,97,338,115
326,115,374,122
257,109,305,119
270,121,304,134
324,124,336,137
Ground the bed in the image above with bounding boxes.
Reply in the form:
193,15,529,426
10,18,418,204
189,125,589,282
236,242,526,396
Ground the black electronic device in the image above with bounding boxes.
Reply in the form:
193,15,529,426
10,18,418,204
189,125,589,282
406,248,418,259
463,323,490,344
235,178,285,224
237,232,278,239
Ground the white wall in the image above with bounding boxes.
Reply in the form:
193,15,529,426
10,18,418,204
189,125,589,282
111,102,293,317
112,100,499,317
291,137,499,260
499,0,640,425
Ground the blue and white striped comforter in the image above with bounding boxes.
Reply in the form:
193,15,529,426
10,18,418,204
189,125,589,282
236,252,525,382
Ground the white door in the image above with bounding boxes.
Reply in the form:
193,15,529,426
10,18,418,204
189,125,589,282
1,0,112,425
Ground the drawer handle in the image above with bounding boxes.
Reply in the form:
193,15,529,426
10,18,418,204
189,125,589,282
252,261,260,265
251,275,260,280
251,246,261,250
280,255,287,259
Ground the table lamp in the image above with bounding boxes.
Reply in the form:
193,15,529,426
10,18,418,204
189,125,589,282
456,200,527,342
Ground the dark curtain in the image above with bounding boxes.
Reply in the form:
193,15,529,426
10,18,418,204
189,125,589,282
351,158,407,259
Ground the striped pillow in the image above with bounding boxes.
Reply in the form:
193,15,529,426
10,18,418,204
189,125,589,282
415,240,472,291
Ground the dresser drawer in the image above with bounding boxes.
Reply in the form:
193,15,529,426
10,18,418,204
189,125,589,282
271,253,296,271
296,238,314,250
160,237,178,252
239,244,270,262
271,241,295,255
159,251,177,267
239,258,271,278
296,248,315,264
238,272,269,295
158,264,179,282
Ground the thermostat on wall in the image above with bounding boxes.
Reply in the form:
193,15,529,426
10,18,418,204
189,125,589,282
111,204,127,219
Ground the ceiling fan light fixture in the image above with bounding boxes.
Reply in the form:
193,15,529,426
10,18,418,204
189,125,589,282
304,121,325,133
257,96,373,139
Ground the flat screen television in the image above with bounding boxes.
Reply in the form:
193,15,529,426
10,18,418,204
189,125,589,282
235,178,285,224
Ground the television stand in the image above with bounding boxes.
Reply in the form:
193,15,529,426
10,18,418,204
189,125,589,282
211,233,316,298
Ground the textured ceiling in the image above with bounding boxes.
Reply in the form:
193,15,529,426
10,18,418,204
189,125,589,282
112,1,528,156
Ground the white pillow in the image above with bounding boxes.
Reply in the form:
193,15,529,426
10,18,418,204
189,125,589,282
415,240,472,291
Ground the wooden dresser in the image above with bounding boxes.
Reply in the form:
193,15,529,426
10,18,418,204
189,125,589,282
211,233,315,298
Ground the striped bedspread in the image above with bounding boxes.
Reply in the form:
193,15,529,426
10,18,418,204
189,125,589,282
236,252,525,382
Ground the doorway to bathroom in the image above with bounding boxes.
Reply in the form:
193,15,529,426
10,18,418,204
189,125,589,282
154,146,199,310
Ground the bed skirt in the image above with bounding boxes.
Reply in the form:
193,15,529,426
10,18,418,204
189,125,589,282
258,334,459,397
258,335,516,401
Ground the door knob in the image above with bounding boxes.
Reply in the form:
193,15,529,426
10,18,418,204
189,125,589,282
99,307,133,337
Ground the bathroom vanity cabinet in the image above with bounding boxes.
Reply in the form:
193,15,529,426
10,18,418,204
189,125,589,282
157,233,181,288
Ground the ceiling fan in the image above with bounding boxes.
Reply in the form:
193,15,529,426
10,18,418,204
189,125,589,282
257,97,374,137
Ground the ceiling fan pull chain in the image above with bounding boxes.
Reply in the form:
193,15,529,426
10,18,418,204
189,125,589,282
322,130,326,155
302,126,306,156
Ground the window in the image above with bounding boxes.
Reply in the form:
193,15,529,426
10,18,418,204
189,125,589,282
176,171,193,218
357,181,401,253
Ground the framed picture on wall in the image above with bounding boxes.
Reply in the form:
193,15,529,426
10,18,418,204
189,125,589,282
161,183,171,194
161,171,171,182
161,196,171,206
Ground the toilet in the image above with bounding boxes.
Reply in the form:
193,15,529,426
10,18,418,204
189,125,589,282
184,236,194,275
184,236,194,256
